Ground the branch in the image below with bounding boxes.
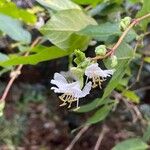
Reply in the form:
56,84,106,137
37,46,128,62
91,13,150,61
65,125,90,150
0,37,42,102
94,125,109,150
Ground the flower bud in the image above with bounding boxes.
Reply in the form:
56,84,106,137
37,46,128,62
74,49,86,65
119,17,131,31
95,45,107,56
111,55,118,67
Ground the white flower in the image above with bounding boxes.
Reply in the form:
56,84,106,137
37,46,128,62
85,63,115,88
51,73,92,109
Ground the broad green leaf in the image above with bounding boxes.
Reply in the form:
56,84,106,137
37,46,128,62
136,0,150,30
36,0,81,11
112,138,149,150
78,43,133,112
79,23,120,42
0,46,69,66
40,9,96,50
0,13,31,44
0,0,36,24
79,23,137,43
86,102,114,124
123,90,140,103
144,57,150,63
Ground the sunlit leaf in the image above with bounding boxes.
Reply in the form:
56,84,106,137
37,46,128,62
40,9,96,50
0,0,36,24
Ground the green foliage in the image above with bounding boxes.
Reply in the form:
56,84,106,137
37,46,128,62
136,0,150,30
0,46,69,66
0,13,31,44
40,9,96,50
0,116,25,147
123,90,140,103
86,100,115,124
79,23,120,42
36,0,81,11
144,57,150,63
72,0,102,6
0,0,36,24
112,138,149,150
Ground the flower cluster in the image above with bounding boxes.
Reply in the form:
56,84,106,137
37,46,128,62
51,62,115,110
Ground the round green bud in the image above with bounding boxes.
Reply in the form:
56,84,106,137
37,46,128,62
119,17,131,30
111,55,118,67
95,45,107,56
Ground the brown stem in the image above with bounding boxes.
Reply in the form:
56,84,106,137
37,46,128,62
1,37,42,102
94,125,109,150
65,125,90,150
92,13,150,61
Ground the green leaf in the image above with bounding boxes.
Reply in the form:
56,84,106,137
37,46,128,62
0,0,36,24
40,9,96,50
79,23,120,42
78,43,133,112
76,98,114,113
86,102,114,124
123,90,140,103
0,46,69,66
144,57,150,63
0,13,31,44
136,0,150,30
36,0,81,11
112,138,149,150
0,53,9,61
79,23,137,43
72,0,102,6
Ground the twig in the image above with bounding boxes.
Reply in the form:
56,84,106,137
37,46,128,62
91,13,150,61
0,37,42,102
65,125,90,150
94,125,109,150
127,56,144,90
135,86,150,92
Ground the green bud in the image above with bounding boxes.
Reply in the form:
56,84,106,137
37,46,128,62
79,58,91,69
70,67,84,88
111,55,118,67
119,17,131,30
95,45,107,56
74,49,86,65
